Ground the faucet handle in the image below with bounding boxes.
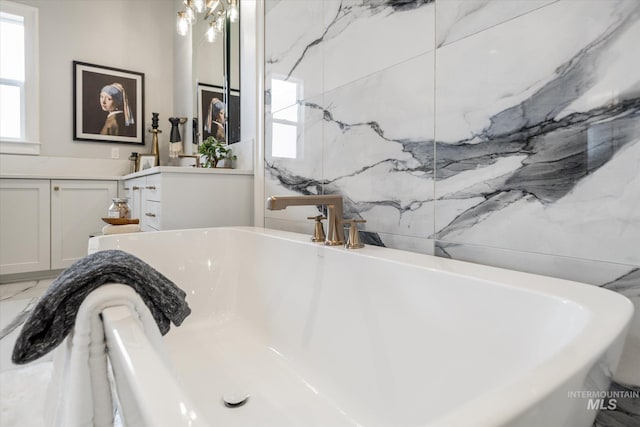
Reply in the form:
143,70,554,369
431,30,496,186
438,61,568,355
307,215,327,242
342,219,366,249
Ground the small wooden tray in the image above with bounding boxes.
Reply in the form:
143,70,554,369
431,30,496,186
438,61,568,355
102,217,140,225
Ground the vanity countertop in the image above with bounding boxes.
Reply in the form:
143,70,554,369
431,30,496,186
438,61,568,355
121,166,254,180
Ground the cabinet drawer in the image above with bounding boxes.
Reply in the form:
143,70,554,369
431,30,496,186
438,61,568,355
123,177,144,197
144,175,161,201
142,200,161,230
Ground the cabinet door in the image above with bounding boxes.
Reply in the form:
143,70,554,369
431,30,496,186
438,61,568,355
51,180,117,269
0,179,51,275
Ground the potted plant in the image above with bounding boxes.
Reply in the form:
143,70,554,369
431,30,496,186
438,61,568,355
198,136,237,168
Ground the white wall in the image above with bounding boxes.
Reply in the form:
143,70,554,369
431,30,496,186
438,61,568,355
13,0,175,164
172,0,193,155
234,0,257,172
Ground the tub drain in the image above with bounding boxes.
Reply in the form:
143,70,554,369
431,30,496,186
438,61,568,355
222,392,250,408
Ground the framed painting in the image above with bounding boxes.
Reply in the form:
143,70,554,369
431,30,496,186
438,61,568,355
73,61,144,144
197,83,241,144
197,83,224,144
137,154,156,171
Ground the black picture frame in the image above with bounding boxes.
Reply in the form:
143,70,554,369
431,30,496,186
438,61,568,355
73,61,144,144
197,83,240,145
228,88,241,144
198,83,224,144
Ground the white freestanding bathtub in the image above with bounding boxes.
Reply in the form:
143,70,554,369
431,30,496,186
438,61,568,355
88,227,632,427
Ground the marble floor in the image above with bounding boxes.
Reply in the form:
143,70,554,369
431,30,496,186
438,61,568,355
0,280,53,427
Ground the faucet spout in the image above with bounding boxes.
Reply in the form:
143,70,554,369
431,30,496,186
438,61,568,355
266,195,345,245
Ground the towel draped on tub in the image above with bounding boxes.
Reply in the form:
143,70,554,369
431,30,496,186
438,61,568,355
11,249,191,427
45,284,170,427
12,249,191,364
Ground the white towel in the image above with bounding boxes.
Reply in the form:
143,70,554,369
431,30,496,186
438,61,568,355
101,224,141,235
44,284,165,427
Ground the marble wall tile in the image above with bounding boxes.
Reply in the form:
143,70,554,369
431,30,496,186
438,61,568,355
321,0,435,93
265,0,435,108
435,241,635,288
435,0,557,47
434,0,639,144
434,0,640,266
321,51,434,238
265,0,639,261
265,0,326,102
265,48,436,241
265,86,325,224
375,233,434,255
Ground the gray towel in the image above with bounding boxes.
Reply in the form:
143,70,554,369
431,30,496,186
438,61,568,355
12,249,191,365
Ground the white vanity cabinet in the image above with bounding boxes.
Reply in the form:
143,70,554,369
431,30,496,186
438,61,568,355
0,177,118,277
50,180,117,269
122,175,160,231
0,179,51,274
121,167,253,231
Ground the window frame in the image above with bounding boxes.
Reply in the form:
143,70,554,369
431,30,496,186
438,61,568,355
0,0,39,155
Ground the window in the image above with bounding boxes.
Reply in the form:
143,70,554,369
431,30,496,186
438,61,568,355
270,77,301,159
0,1,39,154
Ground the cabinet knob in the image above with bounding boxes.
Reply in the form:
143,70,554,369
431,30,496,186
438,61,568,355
123,187,130,191
132,186,140,190
145,212,156,217
53,186,59,191
146,185,156,190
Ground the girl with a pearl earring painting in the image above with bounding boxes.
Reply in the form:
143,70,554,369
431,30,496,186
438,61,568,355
99,83,135,136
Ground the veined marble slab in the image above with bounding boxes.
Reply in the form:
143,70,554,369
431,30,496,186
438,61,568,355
265,0,325,102
265,0,640,267
266,51,435,238
265,0,435,108
436,0,557,48
433,0,640,266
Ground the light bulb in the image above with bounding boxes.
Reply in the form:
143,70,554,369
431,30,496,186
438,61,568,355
176,12,189,36
228,0,238,22
215,12,224,32
206,22,217,43
185,5,196,24
207,0,220,12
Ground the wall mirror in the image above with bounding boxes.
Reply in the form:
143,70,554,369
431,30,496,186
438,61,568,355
181,0,240,144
